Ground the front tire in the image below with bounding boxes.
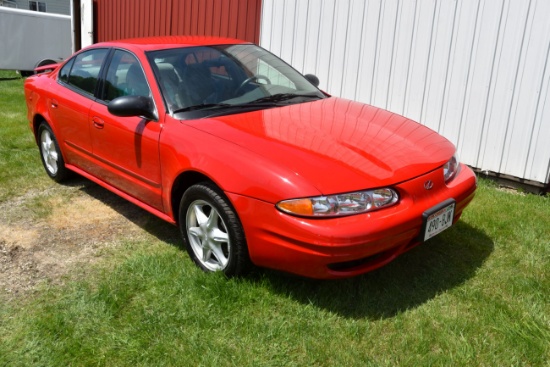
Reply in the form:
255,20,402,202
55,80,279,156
38,122,70,182
179,182,252,277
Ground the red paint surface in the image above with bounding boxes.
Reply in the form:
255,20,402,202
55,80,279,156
24,37,477,279
95,0,261,44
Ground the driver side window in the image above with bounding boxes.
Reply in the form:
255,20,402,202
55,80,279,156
102,50,151,102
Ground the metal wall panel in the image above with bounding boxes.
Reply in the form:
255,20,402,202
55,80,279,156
260,0,550,186
10,0,71,15
95,0,262,44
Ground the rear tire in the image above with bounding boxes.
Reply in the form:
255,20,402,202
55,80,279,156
179,182,252,277
37,122,70,182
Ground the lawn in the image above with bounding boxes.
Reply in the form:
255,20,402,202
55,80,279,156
0,70,548,366
0,71,49,200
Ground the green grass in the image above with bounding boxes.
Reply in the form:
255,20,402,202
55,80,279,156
0,71,548,366
0,70,49,201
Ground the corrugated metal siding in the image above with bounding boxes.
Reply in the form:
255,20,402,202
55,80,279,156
95,0,261,44
10,0,70,14
260,0,550,185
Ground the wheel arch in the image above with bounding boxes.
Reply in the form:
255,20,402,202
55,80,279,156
170,170,217,225
32,114,48,143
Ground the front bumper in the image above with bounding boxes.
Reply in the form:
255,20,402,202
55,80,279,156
228,164,477,279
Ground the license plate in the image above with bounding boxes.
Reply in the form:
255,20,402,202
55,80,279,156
422,200,455,241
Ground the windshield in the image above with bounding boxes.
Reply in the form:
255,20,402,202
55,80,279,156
147,44,325,118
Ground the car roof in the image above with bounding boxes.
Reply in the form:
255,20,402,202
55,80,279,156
93,36,251,52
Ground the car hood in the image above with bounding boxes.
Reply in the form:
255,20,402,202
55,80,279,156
184,97,455,195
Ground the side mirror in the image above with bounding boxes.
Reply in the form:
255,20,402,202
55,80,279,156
304,74,320,88
108,95,157,121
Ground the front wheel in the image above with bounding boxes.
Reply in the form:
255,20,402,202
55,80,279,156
179,182,252,277
37,122,70,182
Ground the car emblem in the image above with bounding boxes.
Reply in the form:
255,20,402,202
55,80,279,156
424,180,434,190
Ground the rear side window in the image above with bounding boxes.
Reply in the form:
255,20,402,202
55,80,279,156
58,58,74,83
63,49,109,96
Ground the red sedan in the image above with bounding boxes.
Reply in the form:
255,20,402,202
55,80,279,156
24,36,476,279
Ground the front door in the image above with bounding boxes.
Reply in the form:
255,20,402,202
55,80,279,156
89,49,163,211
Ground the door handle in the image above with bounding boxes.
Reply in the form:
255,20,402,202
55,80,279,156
51,99,58,108
92,116,105,129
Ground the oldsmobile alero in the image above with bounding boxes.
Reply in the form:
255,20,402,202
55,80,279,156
24,36,477,279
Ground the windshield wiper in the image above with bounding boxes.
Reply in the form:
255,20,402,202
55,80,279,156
173,103,232,114
173,94,323,119
248,93,322,104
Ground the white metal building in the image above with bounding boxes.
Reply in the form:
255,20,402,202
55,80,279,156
260,0,550,190
0,0,70,15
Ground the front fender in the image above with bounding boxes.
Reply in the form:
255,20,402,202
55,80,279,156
159,119,322,216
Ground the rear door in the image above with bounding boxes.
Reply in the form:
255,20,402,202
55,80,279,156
51,48,109,170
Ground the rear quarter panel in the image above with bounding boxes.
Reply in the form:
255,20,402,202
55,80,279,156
24,73,56,140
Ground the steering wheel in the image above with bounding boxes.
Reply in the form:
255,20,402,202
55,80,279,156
234,75,271,96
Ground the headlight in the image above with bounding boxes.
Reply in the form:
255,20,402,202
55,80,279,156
276,188,399,217
443,154,460,183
